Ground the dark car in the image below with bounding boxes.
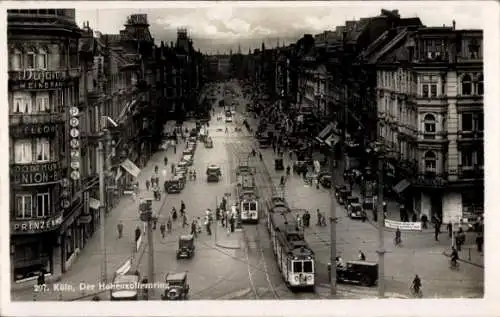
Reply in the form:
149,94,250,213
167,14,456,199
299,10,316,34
275,158,284,171
161,272,190,300
337,188,351,205
319,174,332,188
337,261,378,287
345,196,360,212
176,234,195,259
348,203,366,220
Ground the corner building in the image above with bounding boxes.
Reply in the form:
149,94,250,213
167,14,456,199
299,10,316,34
8,9,82,282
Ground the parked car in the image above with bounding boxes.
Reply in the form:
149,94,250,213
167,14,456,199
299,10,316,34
319,174,332,188
182,155,194,166
348,203,366,220
337,261,378,287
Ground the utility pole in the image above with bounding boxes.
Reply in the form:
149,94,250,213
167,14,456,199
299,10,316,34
140,200,155,298
376,146,386,298
98,129,109,283
329,150,337,296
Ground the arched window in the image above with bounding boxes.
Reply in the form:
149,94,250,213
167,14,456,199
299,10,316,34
461,74,472,95
10,48,23,70
26,47,36,69
424,151,437,173
37,47,48,69
424,114,436,133
476,74,483,95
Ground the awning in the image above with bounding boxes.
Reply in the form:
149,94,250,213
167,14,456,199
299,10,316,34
117,99,138,124
393,179,411,194
89,197,101,210
121,158,140,178
315,123,339,147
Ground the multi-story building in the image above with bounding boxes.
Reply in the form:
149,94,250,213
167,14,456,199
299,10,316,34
8,9,83,282
373,24,483,222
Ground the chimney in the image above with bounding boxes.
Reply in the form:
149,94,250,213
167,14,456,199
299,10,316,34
452,20,456,30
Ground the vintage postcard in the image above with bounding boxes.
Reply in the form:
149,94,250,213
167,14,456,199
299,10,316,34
0,1,498,316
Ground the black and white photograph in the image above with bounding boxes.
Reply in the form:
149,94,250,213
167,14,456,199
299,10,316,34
1,1,498,316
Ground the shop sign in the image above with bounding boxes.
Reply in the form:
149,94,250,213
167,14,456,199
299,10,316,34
11,162,62,186
384,219,422,231
10,70,68,90
11,214,63,234
10,123,57,137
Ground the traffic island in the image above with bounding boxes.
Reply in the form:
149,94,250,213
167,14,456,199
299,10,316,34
213,222,242,250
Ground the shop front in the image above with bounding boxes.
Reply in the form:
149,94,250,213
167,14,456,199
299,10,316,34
10,214,62,282
59,198,84,273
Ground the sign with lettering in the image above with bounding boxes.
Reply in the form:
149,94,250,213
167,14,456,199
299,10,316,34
384,219,422,231
11,214,63,235
10,124,57,137
9,70,68,90
11,162,62,186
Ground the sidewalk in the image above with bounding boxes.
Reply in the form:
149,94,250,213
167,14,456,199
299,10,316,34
213,221,242,250
11,121,189,301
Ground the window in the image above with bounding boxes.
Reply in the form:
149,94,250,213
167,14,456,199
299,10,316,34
26,49,36,69
36,193,50,217
292,261,303,273
12,92,32,114
11,48,22,70
476,114,484,131
422,84,429,97
242,202,249,211
461,74,472,95
476,74,483,95
35,92,50,112
303,261,313,273
424,114,436,133
249,202,257,211
35,138,50,162
37,47,48,69
477,150,484,167
424,151,437,172
14,140,32,163
461,150,473,167
430,84,437,97
462,113,473,131
15,194,33,219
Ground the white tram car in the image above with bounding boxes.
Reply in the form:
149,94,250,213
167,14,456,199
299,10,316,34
268,211,315,291
240,191,259,223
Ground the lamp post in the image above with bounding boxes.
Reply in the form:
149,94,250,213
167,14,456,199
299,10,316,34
98,128,111,283
140,199,155,298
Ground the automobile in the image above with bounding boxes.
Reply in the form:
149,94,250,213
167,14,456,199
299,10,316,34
164,177,184,194
345,196,360,212
319,174,332,188
337,188,351,205
161,272,190,300
188,136,197,143
225,116,233,123
348,203,366,220
257,137,271,148
337,261,378,287
182,154,194,166
187,141,197,149
293,160,310,175
189,128,198,137
274,157,284,171
176,234,195,259
182,148,193,156
177,161,189,173
110,271,142,301
204,137,213,148
206,164,222,182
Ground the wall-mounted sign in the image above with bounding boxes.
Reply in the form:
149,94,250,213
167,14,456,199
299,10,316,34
70,118,79,128
70,128,80,138
11,214,63,235
70,150,80,159
61,178,70,188
70,139,80,148
69,103,81,181
69,107,79,117
10,124,57,137
71,161,80,170
9,70,68,90
70,170,80,180
11,162,62,186
61,199,70,209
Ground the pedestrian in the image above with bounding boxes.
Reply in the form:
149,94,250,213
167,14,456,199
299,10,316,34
117,220,124,239
206,217,212,236
160,222,166,239
182,213,188,228
358,250,366,261
135,226,141,242
476,232,483,253
316,209,322,226
171,163,175,174
421,214,428,229
434,222,440,241
191,220,197,237
164,156,168,166
145,179,151,191
280,175,285,186
171,207,178,221
230,215,235,233
181,200,186,213
174,145,177,154
167,217,172,233
399,204,405,222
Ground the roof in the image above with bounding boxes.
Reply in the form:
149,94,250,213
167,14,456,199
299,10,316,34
367,28,409,64
180,234,194,240
166,272,187,281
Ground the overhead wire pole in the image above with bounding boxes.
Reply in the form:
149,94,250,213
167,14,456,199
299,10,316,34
98,128,109,283
376,146,386,298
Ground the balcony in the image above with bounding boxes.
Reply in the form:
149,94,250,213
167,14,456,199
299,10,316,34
413,172,448,189
457,130,484,142
9,113,64,137
458,165,484,180
10,212,63,235
10,161,63,186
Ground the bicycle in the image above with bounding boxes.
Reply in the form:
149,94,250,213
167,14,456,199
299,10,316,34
450,258,460,270
409,286,423,298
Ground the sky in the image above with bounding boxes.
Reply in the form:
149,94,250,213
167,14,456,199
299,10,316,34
73,1,487,53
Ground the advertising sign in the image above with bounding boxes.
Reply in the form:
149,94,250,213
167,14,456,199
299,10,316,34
384,219,422,231
69,104,81,183
11,162,62,186
11,214,63,234
9,70,68,90
10,123,58,137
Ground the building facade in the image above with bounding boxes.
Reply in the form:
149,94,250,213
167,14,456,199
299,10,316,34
8,9,83,282
374,25,484,222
